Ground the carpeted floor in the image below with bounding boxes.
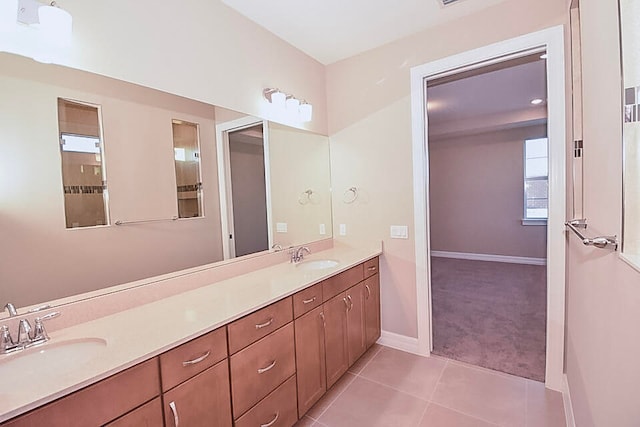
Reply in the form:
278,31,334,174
431,257,547,381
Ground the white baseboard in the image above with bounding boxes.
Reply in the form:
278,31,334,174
431,250,547,266
563,374,576,427
377,330,425,356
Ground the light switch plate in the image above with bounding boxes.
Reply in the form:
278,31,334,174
339,224,347,236
319,224,326,235
276,222,288,233
390,225,408,239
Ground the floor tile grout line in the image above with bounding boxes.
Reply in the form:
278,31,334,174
353,374,430,403
415,401,432,427
443,355,532,384
308,373,357,422
350,345,383,375
427,358,449,403
426,401,504,427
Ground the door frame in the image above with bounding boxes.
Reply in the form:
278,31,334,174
215,117,273,260
410,25,566,391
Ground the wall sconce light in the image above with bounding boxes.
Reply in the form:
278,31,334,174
0,0,73,63
263,88,313,122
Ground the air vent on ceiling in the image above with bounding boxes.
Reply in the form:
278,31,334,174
441,0,460,5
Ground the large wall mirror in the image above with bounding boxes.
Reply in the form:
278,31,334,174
0,52,332,313
620,0,640,268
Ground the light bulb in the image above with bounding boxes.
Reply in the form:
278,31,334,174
271,90,286,109
38,4,72,48
0,0,18,32
286,96,300,111
299,102,313,122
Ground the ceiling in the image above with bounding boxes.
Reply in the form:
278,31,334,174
427,57,548,125
221,0,513,64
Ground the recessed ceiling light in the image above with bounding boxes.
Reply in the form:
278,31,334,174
531,98,544,105
540,53,548,59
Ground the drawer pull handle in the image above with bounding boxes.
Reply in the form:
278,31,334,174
257,359,277,374
367,266,377,271
365,284,371,299
302,296,317,304
347,295,354,310
169,401,180,427
260,411,279,427
255,317,274,329
182,350,211,367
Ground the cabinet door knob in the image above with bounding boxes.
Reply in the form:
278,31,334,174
365,284,371,299
320,312,326,328
257,359,277,374
343,297,350,311
255,317,274,329
260,411,280,427
169,401,180,427
302,296,317,304
347,295,354,310
182,350,210,367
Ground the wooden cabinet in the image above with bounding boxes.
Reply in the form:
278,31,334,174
364,257,379,279
228,297,293,355
162,360,232,427
346,282,366,366
294,306,327,416
2,359,161,427
292,282,323,318
105,398,163,427
364,274,381,349
323,292,350,389
322,264,364,302
230,322,296,419
234,375,298,427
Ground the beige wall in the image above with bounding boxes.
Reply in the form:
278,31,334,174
34,0,328,135
328,0,566,338
429,125,547,258
0,55,224,307
565,0,640,425
268,123,332,248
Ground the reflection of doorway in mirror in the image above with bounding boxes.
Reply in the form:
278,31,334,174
620,0,640,266
217,119,272,259
171,119,204,219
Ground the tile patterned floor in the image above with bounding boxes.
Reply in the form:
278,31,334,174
295,345,566,427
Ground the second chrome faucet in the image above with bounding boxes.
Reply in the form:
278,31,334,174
290,246,311,263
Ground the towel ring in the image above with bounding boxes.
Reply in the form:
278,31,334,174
343,187,358,204
298,189,314,205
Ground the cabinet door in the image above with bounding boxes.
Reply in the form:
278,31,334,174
323,292,349,388
294,305,327,417
346,282,366,366
364,274,381,349
105,398,163,427
163,360,232,427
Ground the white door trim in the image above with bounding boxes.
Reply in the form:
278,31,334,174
216,117,273,260
410,25,566,391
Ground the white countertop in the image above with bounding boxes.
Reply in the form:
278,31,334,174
0,245,381,423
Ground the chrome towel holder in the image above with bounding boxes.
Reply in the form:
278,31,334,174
565,219,618,250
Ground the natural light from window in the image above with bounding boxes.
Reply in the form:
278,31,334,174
524,137,549,220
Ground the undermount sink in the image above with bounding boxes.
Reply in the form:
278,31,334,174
0,338,107,386
296,259,340,271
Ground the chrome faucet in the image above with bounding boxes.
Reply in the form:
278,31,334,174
4,303,17,317
0,311,60,354
290,246,311,263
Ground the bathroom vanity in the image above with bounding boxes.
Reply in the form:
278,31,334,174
0,247,381,427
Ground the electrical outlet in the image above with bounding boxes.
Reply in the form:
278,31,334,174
276,222,288,233
390,225,409,239
319,224,326,235
339,224,347,236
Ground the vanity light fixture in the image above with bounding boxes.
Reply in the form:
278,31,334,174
530,98,544,105
0,0,73,63
263,88,313,122
540,53,548,59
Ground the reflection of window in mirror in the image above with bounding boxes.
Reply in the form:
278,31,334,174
620,0,640,267
172,119,203,218
57,98,108,228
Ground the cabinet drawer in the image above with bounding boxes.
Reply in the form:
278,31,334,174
234,375,298,427
2,358,160,427
160,326,228,392
292,282,323,318
105,397,163,427
228,297,293,354
322,264,364,302
363,257,379,279
230,323,296,419
163,360,232,427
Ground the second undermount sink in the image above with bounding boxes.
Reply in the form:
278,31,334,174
296,259,340,271
0,338,107,387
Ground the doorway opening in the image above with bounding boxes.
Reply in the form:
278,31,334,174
410,26,566,390
427,53,549,381
216,118,272,259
